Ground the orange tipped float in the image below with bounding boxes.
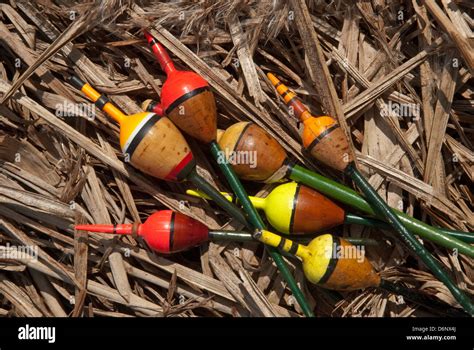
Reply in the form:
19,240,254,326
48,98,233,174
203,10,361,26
69,75,194,182
267,73,353,171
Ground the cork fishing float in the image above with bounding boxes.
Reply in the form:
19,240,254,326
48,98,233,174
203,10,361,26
266,73,474,314
217,122,474,250
253,229,467,316
66,75,246,227
187,182,390,235
188,183,474,242
142,30,313,316
75,210,253,254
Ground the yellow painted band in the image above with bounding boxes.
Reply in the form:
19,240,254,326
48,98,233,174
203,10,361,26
258,230,310,260
81,84,101,101
258,229,283,249
282,239,293,252
303,234,333,284
120,112,154,151
263,182,298,234
295,244,310,260
81,84,125,123
103,103,126,123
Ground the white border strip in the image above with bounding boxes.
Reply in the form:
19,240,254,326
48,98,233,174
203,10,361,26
122,112,156,154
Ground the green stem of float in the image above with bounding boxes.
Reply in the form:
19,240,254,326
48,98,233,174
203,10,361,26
345,214,474,244
210,142,314,317
187,168,248,227
346,163,473,315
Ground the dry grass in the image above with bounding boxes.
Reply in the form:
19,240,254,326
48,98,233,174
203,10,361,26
0,0,472,317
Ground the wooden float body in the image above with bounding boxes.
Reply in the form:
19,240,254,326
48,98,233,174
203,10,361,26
76,210,209,254
257,231,381,291
217,121,288,182
70,76,195,182
144,31,217,144
267,73,353,171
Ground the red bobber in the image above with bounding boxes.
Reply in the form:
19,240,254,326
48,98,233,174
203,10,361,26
143,31,217,144
75,210,208,254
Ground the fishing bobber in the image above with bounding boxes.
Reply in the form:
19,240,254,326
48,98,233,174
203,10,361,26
68,76,194,182
143,31,217,144
241,182,345,235
187,182,346,235
267,73,353,172
254,230,380,291
217,121,289,182
75,210,252,254
253,229,469,316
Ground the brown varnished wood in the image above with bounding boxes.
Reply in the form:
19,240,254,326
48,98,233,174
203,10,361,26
233,124,288,181
171,211,209,252
323,238,381,291
292,185,346,234
131,117,193,180
308,127,353,172
167,90,217,144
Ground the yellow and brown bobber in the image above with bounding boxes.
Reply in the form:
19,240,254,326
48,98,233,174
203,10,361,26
255,230,377,290
253,229,469,315
187,182,346,235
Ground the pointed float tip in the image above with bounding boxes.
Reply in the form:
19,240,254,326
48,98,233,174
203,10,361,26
74,224,106,232
266,72,280,87
143,30,153,43
74,224,132,234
